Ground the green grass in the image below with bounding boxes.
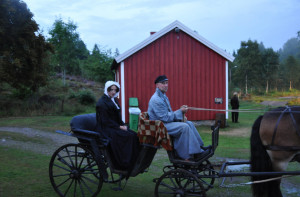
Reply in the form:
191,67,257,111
0,147,56,197
0,115,82,132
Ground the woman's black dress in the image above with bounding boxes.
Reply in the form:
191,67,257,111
96,94,140,171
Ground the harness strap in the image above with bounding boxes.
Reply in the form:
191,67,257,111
289,108,300,138
271,106,289,146
266,145,300,151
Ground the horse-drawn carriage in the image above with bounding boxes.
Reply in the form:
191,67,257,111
49,106,300,197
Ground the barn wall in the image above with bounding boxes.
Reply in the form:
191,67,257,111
121,30,227,122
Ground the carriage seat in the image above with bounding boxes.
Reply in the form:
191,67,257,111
70,113,97,131
70,113,109,146
137,112,173,151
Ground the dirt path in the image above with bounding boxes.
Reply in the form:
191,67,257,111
260,100,288,106
0,127,77,155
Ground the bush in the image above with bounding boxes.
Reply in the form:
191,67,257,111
287,98,300,106
77,89,96,105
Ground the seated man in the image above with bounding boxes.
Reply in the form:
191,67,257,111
147,75,209,161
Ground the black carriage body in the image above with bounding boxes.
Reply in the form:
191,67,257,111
49,113,158,197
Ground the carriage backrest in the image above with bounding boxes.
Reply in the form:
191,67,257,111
70,113,97,131
138,112,173,151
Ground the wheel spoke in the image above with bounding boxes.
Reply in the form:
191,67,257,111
78,179,86,197
57,177,72,188
159,180,177,191
56,153,73,169
63,178,74,196
155,169,206,197
53,172,71,178
65,146,76,168
49,144,103,197
53,163,72,173
81,174,99,186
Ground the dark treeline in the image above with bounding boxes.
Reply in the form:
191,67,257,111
230,36,300,95
1,0,300,99
0,0,116,99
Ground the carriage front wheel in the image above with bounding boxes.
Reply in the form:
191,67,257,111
49,143,103,197
154,168,206,197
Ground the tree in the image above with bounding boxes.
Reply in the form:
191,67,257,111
48,18,88,84
0,0,52,95
82,44,114,83
261,48,279,93
233,40,262,94
284,56,300,90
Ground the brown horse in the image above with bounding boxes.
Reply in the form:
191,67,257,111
250,106,300,197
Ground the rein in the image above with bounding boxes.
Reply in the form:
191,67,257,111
187,106,300,113
187,107,266,113
186,106,300,151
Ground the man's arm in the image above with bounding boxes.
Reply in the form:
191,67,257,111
150,98,183,123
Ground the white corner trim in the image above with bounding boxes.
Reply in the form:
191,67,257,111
226,61,229,119
121,62,125,122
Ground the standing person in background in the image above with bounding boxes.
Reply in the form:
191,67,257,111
230,92,239,123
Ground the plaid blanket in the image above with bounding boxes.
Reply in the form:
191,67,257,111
137,112,173,151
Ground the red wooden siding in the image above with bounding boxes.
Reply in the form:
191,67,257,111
120,30,226,123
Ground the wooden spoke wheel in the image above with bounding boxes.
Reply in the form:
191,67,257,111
155,168,206,197
49,144,103,197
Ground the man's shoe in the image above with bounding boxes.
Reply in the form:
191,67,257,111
194,149,210,161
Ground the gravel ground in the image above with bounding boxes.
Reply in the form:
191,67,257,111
0,127,77,155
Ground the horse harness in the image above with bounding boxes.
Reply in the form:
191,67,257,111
265,106,300,151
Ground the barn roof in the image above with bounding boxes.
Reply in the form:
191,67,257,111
112,20,234,69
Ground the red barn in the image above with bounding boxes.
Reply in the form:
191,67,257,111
111,20,234,123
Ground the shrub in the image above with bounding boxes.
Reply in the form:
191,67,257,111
287,98,300,106
77,89,96,105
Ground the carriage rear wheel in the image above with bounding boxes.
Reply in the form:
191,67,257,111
49,143,103,197
194,160,216,191
154,168,206,197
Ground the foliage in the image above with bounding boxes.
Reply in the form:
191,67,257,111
260,48,279,93
48,18,89,81
0,76,100,117
76,89,96,105
233,40,263,94
231,38,300,94
82,44,114,83
287,98,300,106
282,56,300,90
0,0,53,94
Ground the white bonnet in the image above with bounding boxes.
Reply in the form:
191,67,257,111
104,81,120,98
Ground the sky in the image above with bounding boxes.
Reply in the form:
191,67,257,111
22,0,300,55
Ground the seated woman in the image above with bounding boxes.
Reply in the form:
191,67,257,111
96,81,140,172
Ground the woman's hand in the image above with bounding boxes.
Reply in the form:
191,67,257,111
120,125,128,131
